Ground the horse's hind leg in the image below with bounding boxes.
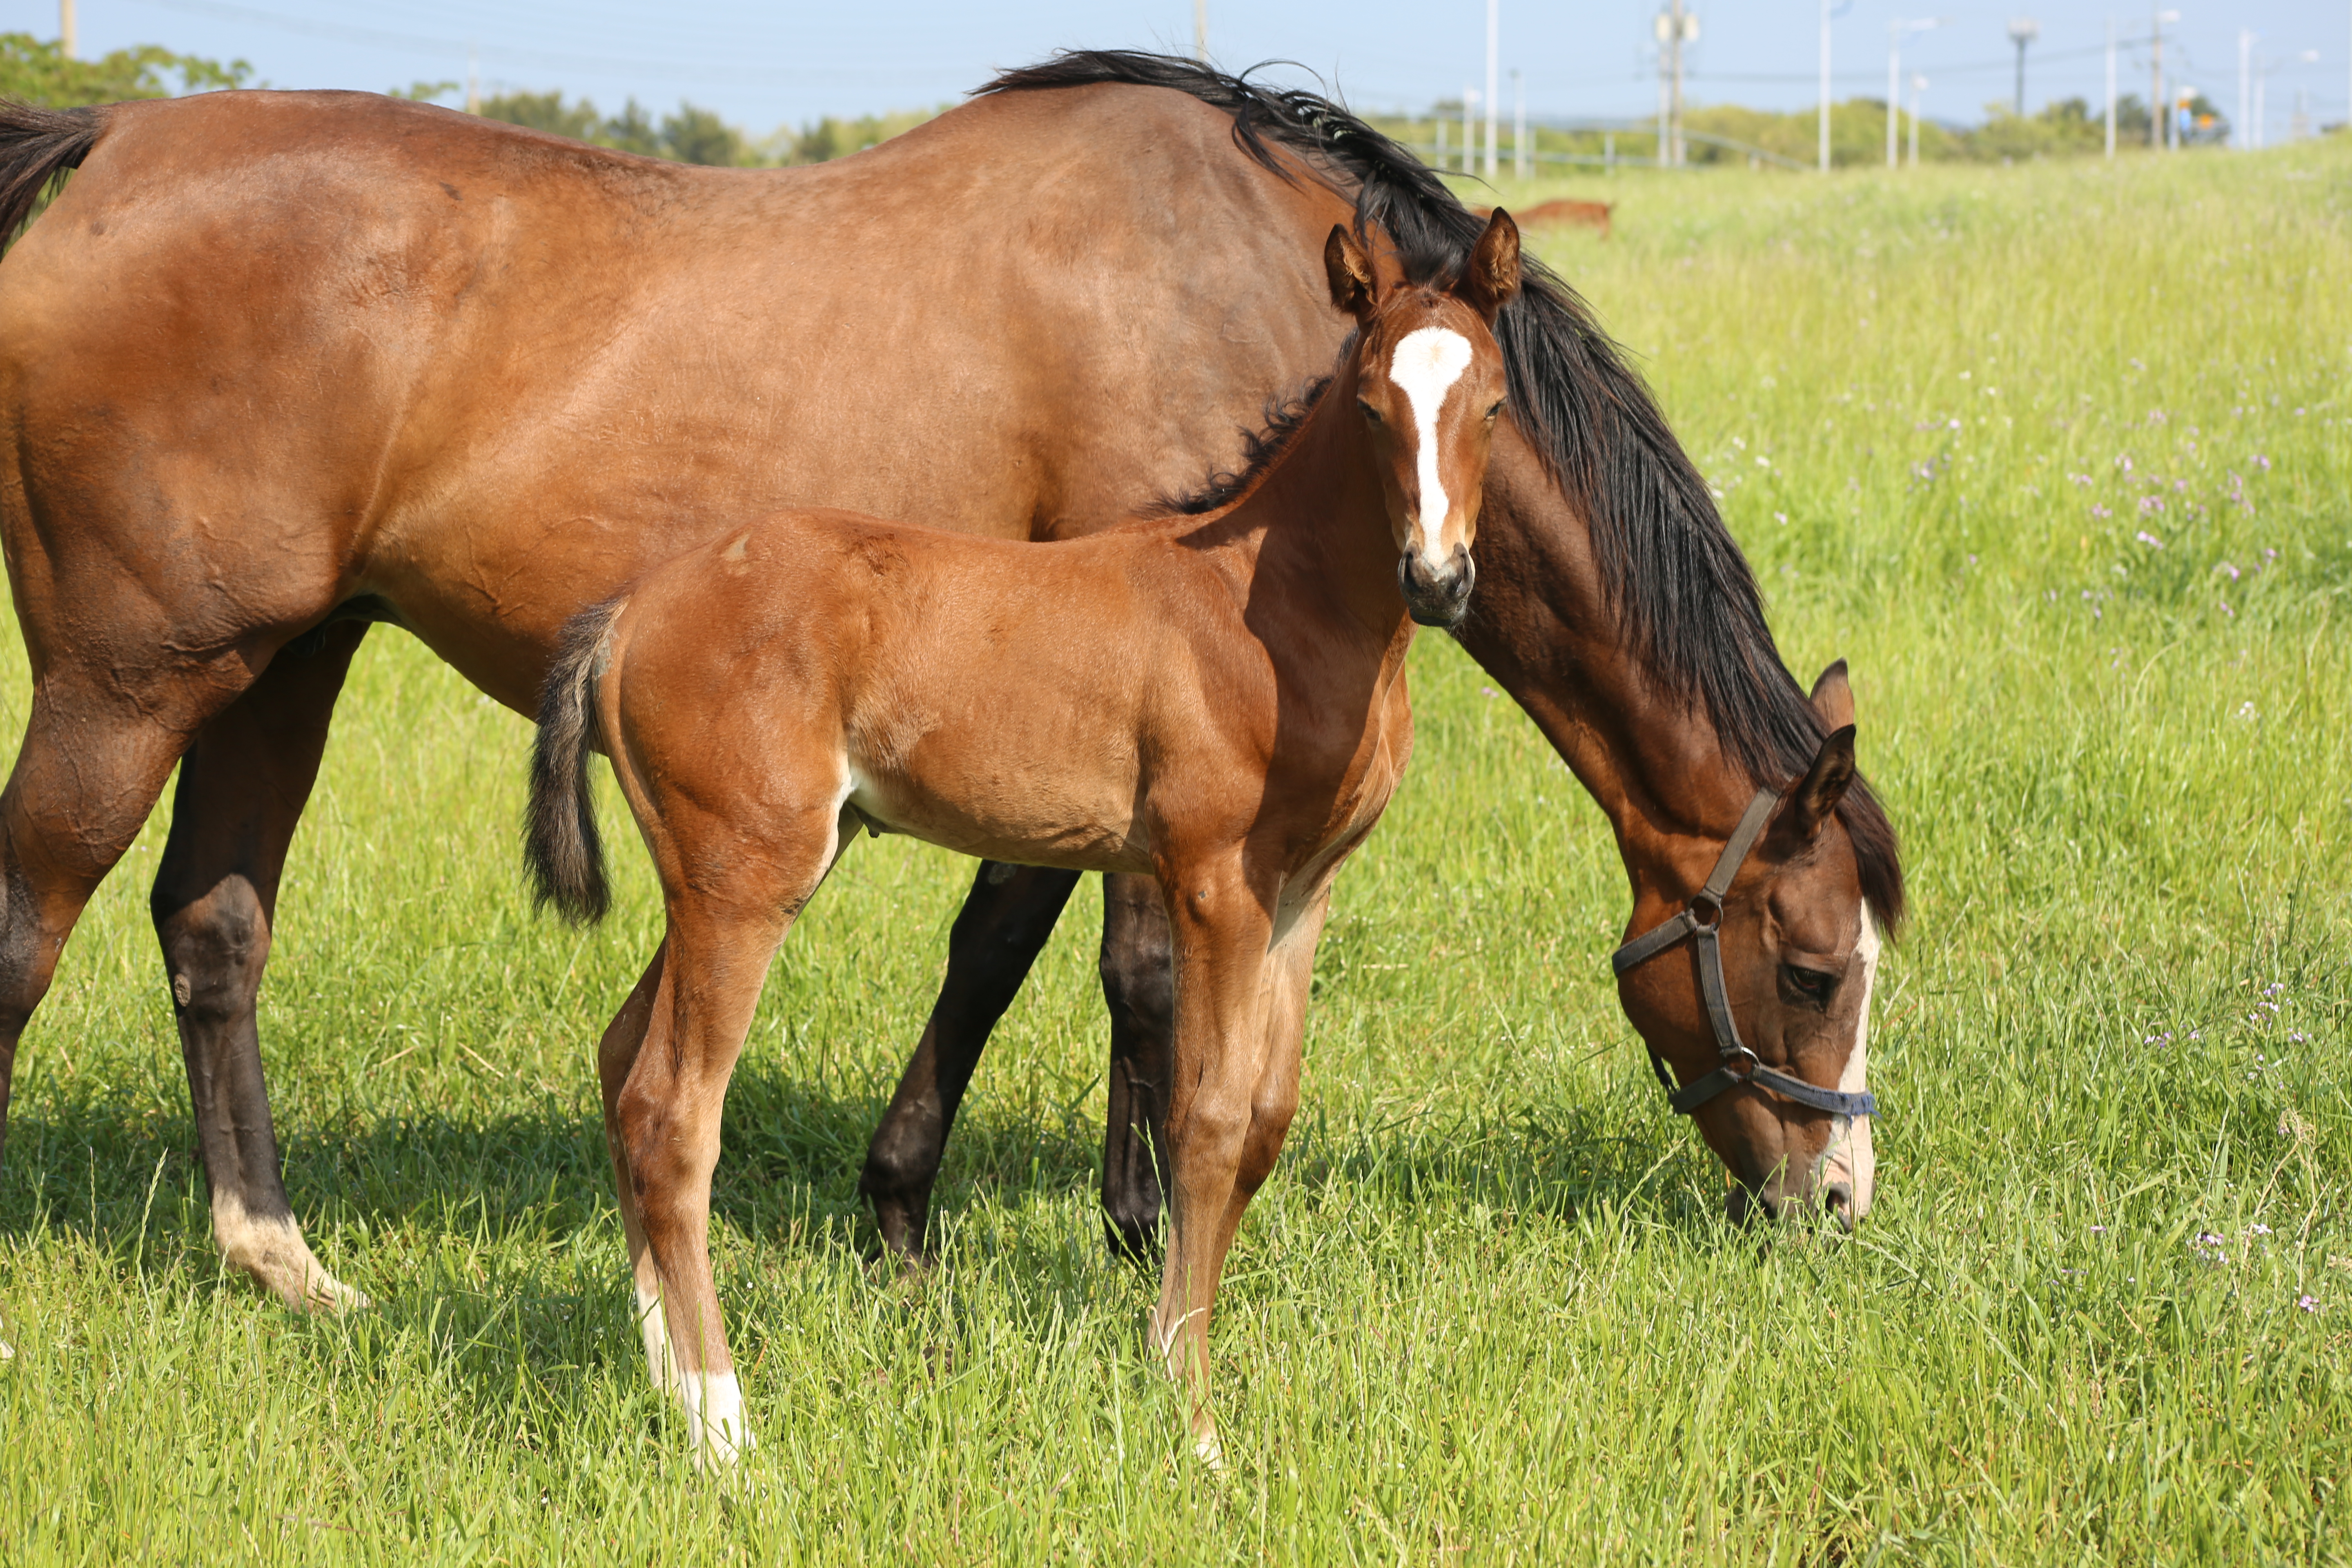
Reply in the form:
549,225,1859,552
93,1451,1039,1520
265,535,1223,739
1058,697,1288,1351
148,621,370,1311
860,861,1079,1261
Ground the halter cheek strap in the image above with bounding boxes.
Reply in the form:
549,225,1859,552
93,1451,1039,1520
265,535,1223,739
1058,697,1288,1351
1610,788,1879,1121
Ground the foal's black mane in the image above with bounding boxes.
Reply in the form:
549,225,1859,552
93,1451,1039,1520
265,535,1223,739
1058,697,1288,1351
1150,376,1330,519
983,50,1902,930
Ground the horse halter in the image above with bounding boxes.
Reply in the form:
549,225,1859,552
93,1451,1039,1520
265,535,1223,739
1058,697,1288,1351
1611,788,1879,1120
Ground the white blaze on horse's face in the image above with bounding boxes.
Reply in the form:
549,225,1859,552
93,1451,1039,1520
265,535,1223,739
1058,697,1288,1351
1817,912,1880,1220
1388,325,1476,567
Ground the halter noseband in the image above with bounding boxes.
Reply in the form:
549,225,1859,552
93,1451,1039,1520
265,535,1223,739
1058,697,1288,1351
1610,788,1878,1120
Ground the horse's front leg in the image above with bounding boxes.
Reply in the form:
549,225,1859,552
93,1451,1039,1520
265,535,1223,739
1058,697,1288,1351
1098,872,1175,1261
1147,853,1280,1467
860,861,1081,1261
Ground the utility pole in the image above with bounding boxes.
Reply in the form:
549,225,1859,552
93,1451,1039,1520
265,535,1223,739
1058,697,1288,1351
2239,30,2254,149
2007,19,2038,116
1194,0,1207,62
2150,7,2164,148
1657,35,1670,166
1888,24,1901,167
1484,0,1499,180
1910,74,1927,165
1512,69,1527,180
60,0,74,60
2105,17,2118,157
1655,2,1693,167
1819,0,1833,173
1463,87,1478,175
466,45,480,115
1887,20,1938,169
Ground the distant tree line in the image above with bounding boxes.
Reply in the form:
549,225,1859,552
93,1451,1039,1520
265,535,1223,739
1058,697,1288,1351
473,90,935,168
0,31,249,104
0,31,933,171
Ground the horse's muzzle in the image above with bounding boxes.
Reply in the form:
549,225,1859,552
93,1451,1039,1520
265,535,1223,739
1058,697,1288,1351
1399,545,1474,629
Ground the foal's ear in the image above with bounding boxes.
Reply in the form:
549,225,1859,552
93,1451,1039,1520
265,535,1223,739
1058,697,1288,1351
1325,225,1376,322
1454,209,1522,320
1809,659,1855,731
1782,725,1858,842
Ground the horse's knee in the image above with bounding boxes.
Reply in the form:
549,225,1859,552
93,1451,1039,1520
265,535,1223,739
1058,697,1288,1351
1098,876,1174,1037
151,876,269,1022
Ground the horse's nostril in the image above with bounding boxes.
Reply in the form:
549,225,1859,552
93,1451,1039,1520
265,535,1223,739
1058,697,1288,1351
1823,1183,1854,1231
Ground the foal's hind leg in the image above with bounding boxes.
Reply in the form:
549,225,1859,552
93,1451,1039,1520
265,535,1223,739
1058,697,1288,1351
149,621,371,1311
611,804,853,1463
591,942,679,1402
860,861,1080,1261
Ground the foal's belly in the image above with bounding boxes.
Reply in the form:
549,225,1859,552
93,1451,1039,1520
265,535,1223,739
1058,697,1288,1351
844,759,1156,876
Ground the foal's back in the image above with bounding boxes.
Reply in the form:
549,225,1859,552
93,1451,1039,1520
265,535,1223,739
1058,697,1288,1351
601,509,1267,874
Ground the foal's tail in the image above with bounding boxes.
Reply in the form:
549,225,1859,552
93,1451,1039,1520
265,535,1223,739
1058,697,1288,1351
526,598,628,925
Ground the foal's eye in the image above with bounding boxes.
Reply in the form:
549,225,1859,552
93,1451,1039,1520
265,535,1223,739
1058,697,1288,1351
1485,400,1505,421
1780,964,1839,1010
1357,399,1382,425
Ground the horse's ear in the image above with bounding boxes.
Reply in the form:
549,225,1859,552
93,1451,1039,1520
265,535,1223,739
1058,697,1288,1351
1783,725,1857,841
1325,225,1376,322
1454,209,1521,320
1810,659,1855,731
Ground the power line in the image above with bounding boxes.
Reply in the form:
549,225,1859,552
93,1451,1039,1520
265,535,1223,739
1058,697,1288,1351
120,0,964,83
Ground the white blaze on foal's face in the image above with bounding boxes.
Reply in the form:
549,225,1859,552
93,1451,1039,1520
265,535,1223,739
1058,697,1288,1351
1387,325,1476,561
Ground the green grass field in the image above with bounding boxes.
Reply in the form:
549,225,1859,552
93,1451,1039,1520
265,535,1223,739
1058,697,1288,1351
0,141,2347,1564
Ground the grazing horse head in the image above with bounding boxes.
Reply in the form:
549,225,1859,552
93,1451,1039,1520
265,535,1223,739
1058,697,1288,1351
1324,211,1520,630
1613,662,1887,1229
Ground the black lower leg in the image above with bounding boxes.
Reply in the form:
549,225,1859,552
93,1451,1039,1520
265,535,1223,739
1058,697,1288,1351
1098,873,1174,1262
149,622,365,1307
860,860,1080,1259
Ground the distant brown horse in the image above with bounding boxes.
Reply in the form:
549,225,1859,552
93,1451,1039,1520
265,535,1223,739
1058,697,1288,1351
1505,197,1614,239
525,218,1519,1463
0,53,1896,1325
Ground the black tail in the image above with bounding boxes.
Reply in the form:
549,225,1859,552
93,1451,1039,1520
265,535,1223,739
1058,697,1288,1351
526,599,627,924
0,101,104,249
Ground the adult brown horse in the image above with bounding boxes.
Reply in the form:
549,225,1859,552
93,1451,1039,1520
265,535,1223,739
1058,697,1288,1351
0,52,1898,1318
523,219,1519,1462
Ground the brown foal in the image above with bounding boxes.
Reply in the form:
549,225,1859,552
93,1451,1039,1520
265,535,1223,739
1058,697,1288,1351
525,217,1522,1463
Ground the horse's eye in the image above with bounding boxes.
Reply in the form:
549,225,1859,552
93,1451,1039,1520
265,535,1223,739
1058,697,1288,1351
1781,964,1838,1009
1486,400,1505,421
1357,400,1382,425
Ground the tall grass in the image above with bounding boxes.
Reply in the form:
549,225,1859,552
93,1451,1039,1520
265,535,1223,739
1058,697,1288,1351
0,144,2345,1563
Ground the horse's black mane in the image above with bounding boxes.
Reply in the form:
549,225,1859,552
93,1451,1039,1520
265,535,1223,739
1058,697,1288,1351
982,50,1902,931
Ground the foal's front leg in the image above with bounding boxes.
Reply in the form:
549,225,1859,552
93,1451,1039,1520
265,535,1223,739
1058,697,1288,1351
1148,857,1282,1466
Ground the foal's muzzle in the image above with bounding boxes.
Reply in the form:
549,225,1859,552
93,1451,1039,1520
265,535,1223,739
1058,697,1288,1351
1399,545,1474,629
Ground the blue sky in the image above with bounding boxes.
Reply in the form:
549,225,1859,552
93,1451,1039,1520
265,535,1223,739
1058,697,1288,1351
35,1,2352,141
